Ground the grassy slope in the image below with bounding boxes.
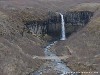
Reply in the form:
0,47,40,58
0,0,100,12
0,10,45,75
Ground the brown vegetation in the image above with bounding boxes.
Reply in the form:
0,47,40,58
0,10,45,75
52,3,100,75
0,0,100,75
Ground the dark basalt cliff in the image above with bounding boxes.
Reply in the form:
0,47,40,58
25,11,93,40
64,11,93,25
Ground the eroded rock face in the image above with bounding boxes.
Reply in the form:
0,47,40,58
25,13,61,37
64,11,93,25
25,11,93,39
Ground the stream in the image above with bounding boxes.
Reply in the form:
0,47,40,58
30,13,77,75
32,41,76,75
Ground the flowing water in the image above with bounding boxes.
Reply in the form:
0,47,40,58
31,13,76,75
32,41,75,75
60,13,66,40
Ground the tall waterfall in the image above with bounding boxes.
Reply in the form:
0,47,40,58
60,13,66,40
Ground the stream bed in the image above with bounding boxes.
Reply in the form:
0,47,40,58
32,41,76,75
29,13,78,75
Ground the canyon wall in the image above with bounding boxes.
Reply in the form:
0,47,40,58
25,11,93,39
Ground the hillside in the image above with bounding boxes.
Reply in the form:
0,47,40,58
0,10,45,75
0,0,100,12
0,0,100,75
52,3,100,75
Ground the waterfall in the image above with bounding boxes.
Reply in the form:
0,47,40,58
60,13,66,40
31,13,76,75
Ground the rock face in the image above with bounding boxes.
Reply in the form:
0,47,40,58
64,11,93,25
25,11,93,39
25,13,61,37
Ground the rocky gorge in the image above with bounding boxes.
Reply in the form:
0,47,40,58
0,0,100,75
25,11,93,40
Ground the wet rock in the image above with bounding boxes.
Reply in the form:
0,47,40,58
25,11,93,39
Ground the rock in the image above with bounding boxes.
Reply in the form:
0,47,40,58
25,11,93,40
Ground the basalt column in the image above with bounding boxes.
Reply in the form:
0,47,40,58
25,11,93,39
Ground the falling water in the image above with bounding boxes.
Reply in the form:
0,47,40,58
60,13,66,40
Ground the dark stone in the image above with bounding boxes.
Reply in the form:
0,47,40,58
24,11,93,39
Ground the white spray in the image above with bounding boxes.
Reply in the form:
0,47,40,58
60,13,66,40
